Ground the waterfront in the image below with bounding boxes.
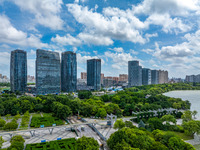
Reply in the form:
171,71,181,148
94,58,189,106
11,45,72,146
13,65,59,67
164,90,200,119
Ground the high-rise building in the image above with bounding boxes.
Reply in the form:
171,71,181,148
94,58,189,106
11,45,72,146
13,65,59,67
87,59,101,91
10,50,27,92
61,51,77,92
119,74,128,82
0,74,2,79
142,68,151,85
151,70,159,84
101,73,104,85
36,49,60,95
81,72,87,80
158,70,168,84
128,61,142,87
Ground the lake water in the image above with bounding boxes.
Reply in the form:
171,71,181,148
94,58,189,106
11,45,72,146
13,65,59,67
163,90,200,119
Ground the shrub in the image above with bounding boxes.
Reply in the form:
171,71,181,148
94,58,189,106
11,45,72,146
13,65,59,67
0,119,6,127
3,120,18,130
10,135,25,143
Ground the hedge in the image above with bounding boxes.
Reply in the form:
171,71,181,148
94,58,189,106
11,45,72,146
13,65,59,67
30,117,64,128
25,138,77,150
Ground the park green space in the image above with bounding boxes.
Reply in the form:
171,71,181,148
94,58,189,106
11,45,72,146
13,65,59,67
25,138,77,150
162,131,193,140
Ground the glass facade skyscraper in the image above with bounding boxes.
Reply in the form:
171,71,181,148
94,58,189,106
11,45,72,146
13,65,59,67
142,68,151,85
87,59,101,91
36,49,60,95
61,51,77,92
10,50,27,92
128,61,142,87
151,70,159,84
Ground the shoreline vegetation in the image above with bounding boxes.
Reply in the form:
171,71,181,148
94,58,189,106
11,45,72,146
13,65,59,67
0,83,199,149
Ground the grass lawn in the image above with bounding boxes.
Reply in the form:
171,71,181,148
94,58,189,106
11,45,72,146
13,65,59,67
194,144,200,150
42,113,52,117
162,131,193,140
31,113,41,117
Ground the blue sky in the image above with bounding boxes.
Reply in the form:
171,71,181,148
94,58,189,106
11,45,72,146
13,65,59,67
0,0,200,78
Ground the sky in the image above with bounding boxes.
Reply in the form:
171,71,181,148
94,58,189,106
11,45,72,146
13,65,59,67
0,0,200,78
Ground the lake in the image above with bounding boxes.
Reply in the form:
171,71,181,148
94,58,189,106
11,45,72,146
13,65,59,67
163,90,200,119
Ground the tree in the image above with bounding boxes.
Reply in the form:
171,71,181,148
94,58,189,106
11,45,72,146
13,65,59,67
192,110,198,119
125,121,135,128
7,141,24,150
182,110,192,122
3,120,18,130
8,135,25,150
112,95,121,104
0,136,4,149
76,136,99,150
107,128,155,150
10,135,25,143
114,119,125,130
78,91,92,99
148,117,164,130
0,119,6,127
96,108,107,118
161,114,176,125
53,102,72,119
182,120,200,136
5,114,11,121
168,137,195,150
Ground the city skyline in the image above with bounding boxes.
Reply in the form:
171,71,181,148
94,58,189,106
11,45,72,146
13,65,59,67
0,0,200,78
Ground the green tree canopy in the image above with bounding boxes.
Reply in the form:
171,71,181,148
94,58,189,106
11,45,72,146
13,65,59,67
76,136,99,150
114,119,125,130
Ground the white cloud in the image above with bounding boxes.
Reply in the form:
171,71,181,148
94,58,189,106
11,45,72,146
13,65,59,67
78,33,113,46
130,49,138,55
145,33,158,42
0,15,48,48
109,47,124,53
12,0,64,30
67,4,146,44
104,51,134,70
51,34,82,46
145,13,191,34
133,0,199,16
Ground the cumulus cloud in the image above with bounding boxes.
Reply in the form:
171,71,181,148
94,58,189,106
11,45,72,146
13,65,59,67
66,2,194,47
0,15,48,48
12,0,64,30
104,51,134,70
67,4,146,44
133,0,199,16
145,13,191,33
109,47,124,53
51,34,82,46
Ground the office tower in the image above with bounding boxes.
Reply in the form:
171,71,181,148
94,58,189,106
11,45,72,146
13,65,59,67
0,74,2,79
101,73,104,85
158,70,168,84
61,51,77,92
10,50,27,92
142,68,151,85
36,49,60,95
119,74,128,82
87,59,101,91
128,61,142,87
151,70,159,84
81,72,87,80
